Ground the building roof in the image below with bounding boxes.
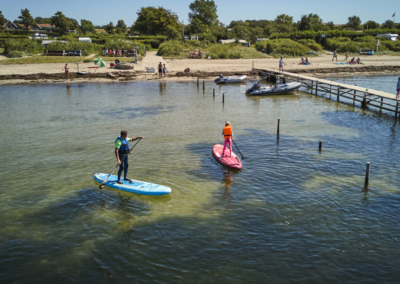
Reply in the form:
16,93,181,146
36,24,56,27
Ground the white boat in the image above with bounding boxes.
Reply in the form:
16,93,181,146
215,75,247,84
247,82,302,96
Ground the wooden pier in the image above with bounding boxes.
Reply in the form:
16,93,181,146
254,68,400,117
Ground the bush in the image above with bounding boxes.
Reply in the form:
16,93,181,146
157,40,185,57
353,36,375,42
255,40,268,51
297,39,323,52
103,38,147,55
6,51,25,58
3,39,45,55
208,44,230,58
382,41,400,51
47,41,101,56
208,53,219,59
266,39,309,56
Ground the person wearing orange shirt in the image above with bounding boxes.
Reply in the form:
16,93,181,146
222,121,233,157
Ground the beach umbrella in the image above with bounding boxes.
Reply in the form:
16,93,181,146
93,57,106,67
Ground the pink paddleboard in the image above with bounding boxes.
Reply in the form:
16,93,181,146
212,144,243,170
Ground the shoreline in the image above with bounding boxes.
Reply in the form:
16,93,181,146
1,51,400,86
0,66,399,86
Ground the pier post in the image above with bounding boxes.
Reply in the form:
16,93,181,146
353,90,356,106
365,162,371,186
203,80,205,91
329,85,331,98
222,93,225,104
319,141,322,151
277,119,280,136
213,89,215,97
396,101,399,117
315,81,318,95
197,77,199,87
362,92,367,106
337,86,340,102
311,81,314,93
380,97,383,109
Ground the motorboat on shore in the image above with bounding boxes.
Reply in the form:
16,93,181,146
115,62,134,70
215,74,247,84
247,81,302,96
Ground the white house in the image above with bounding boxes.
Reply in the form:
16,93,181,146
32,32,48,39
256,38,268,42
78,37,92,43
376,34,398,41
41,40,66,48
218,38,248,44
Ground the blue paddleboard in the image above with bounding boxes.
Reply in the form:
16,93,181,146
94,173,171,196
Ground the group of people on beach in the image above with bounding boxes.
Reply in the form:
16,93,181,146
332,49,363,64
103,47,127,56
158,62,167,79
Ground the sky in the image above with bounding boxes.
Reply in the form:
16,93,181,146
1,0,398,27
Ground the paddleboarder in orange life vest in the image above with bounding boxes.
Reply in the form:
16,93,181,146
222,121,233,157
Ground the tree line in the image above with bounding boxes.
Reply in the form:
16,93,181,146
1,2,399,43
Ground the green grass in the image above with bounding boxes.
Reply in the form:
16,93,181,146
158,40,268,59
0,56,85,64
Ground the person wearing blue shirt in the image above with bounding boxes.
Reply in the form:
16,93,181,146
115,130,143,184
279,57,284,72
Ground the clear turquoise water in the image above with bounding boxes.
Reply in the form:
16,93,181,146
1,79,400,283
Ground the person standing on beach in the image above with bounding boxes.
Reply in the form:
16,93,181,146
279,57,284,72
344,51,349,61
158,62,163,79
396,77,400,99
65,64,69,81
332,49,338,61
115,130,143,184
163,64,167,78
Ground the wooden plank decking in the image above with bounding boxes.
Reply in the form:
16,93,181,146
254,68,400,116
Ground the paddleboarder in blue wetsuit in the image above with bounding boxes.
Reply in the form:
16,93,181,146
115,130,143,184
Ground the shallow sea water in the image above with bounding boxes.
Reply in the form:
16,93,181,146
1,78,400,283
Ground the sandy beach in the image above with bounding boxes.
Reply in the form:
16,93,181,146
0,51,399,85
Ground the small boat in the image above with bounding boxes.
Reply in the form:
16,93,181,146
247,82,301,96
215,74,247,84
115,62,134,70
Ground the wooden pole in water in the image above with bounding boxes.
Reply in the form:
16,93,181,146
213,89,215,97
311,81,314,93
315,81,318,95
197,77,199,87
337,85,340,102
203,80,205,91
380,97,383,109
365,162,371,186
319,141,322,151
222,93,225,103
329,85,332,98
396,101,399,117
362,91,367,106
277,118,280,136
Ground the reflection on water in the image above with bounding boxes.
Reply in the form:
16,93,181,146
1,79,400,282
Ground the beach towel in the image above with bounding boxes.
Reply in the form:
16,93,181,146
334,63,349,65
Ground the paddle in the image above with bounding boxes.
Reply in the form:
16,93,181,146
99,137,142,189
232,139,244,160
